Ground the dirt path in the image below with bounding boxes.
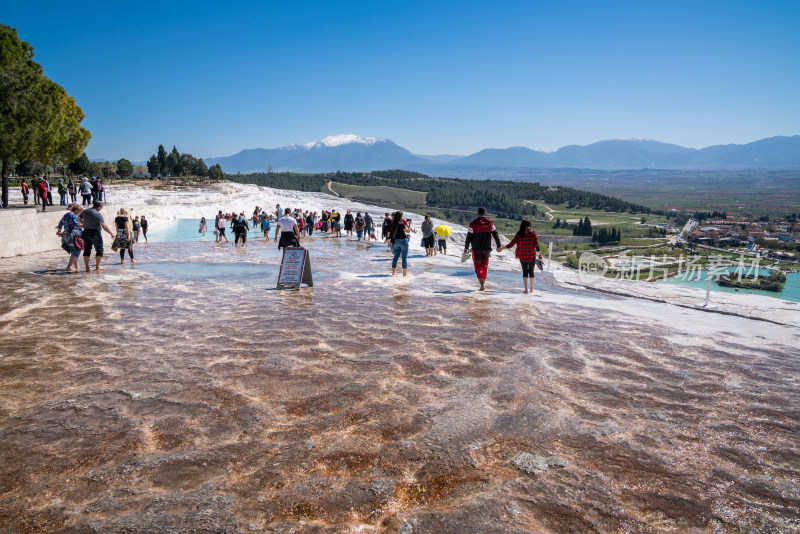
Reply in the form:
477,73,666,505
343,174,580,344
326,180,339,197
525,200,554,220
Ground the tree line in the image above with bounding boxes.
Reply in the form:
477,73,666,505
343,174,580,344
146,144,220,179
592,227,621,245
572,216,593,236
1,25,90,207
9,153,141,181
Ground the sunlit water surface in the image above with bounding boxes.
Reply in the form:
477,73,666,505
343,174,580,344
1,223,799,533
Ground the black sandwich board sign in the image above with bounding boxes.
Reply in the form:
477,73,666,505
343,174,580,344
277,247,313,289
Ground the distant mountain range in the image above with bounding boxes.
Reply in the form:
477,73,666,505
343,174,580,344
203,134,800,174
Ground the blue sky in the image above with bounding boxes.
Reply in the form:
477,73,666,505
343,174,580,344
4,0,800,160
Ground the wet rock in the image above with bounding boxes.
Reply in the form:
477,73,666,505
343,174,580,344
590,422,622,437
505,501,523,517
511,452,568,475
642,408,673,422
369,479,393,496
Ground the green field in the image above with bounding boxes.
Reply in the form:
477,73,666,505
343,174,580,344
321,181,671,245
531,201,664,227
326,182,427,206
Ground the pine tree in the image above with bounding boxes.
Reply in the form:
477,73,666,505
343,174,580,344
157,145,168,175
147,155,160,177
583,216,592,236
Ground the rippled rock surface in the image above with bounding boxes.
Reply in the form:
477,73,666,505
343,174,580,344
1,234,799,533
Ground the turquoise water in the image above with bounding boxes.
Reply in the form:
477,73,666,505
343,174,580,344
659,266,800,302
138,261,279,281
145,218,273,243
136,219,594,297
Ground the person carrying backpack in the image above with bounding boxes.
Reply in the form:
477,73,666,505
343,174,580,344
232,212,249,246
58,179,68,206
355,212,365,241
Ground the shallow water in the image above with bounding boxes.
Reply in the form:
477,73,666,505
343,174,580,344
1,226,799,533
660,267,800,302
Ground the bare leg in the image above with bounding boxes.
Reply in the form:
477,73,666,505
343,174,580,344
402,268,407,276
84,256,91,272
95,256,103,271
479,278,486,291
391,267,397,276
523,276,528,294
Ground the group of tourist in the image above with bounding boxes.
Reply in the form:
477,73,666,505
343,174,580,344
208,203,542,292
373,206,542,292
55,201,148,272
209,205,384,246
20,175,106,211
51,196,542,292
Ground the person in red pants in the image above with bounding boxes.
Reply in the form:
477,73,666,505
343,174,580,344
464,207,502,291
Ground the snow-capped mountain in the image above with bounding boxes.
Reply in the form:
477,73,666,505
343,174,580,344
301,134,384,149
203,134,800,174
204,134,428,174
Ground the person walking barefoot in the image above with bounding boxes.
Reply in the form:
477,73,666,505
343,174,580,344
421,215,436,256
114,208,136,265
388,211,410,276
140,215,149,243
499,219,540,294
464,207,502,291
216,212,229,243
78,201,114,272
56,204,84,272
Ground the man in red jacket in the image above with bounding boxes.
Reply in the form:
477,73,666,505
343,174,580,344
464,207,502,291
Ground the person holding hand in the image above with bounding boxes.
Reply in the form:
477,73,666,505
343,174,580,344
499,218,541,294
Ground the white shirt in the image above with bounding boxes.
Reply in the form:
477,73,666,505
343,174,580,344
277,216,297,232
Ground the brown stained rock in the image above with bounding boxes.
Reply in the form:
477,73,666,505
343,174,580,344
518,499,604,534
147,457,227,491
1,241,798,532
393,462,489,508
283,389,365,417
624,491,714,529
150,416,195,450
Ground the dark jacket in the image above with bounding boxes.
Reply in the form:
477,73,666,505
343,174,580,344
465,216,501,251
233,216,249,233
